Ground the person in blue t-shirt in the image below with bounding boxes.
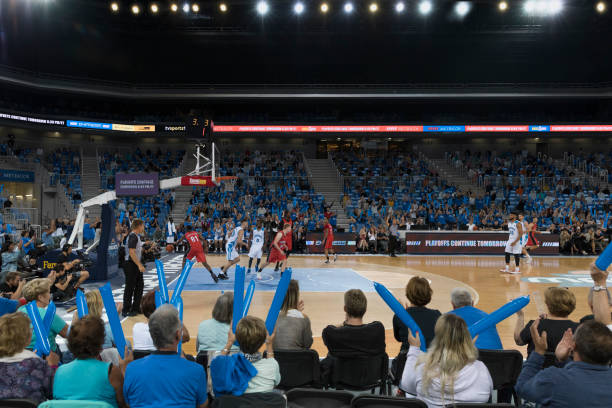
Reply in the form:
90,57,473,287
447,287,503,350
124,304,208,408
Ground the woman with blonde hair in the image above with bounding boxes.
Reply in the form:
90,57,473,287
272,279,313,350
401,314,492,407
514,287,579,357
0,312,59,403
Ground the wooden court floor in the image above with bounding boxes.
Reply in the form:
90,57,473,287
123,255,598,358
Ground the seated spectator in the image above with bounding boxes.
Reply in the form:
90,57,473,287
213,315,280,395
273,279,313,350
515,287,579,356
0,271,25,300
448,287,503,350
377,227,389,253
133,291,190,351
401,314,493,407
18,278,68,353
516,318,612,407
84,290,119,350
590,263,612,329
197,292,237,352
1,240,22,279
392,277,441,381
321,289,385,382
124,304,208,408
0,312,59,404
53,315,128,407
580,286,612,324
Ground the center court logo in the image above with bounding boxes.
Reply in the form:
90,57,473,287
522,271,612,287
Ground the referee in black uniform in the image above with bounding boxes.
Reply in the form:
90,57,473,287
123,219,145,317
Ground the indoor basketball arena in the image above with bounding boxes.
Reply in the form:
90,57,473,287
0,1,611,407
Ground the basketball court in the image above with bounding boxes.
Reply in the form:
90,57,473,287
120,253,600,358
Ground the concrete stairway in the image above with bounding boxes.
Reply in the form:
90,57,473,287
427,157,485,194
170,151,196,222
305,158,350,229
81,154,101,219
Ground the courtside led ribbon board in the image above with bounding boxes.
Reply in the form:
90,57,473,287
241,280,256,319
594,242,612,272
265,268,292,335
468,296,530,338
76,290,89,319
374,282,427,352
232,265,246,333
99,283,128,358
155,259,169,304
171,259,194,306
42,301,56,334
26,301,51,356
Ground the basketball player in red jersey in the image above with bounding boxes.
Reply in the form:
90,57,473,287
323,217,337,264
257,222,291,279
182,225,221,283
275,214,293,272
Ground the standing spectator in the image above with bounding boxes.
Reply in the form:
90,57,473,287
388,218,399,257
273,279,313,351
448,288,503,350
401,314,493,407
124,304,208,408
516,318,612,407
0,312,59,404
53,316,129,407
392,277,441,382
122,219,146,317
514,287,579,356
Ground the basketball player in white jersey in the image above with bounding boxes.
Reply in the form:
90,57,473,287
500,212,524,274
220,219,248,278
247,219,265,275
518,214,532,264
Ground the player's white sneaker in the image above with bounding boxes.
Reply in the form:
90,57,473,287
499,268,510,273
509,269,521,274
526,257,532,264
334,254,338,262
257,272,262,280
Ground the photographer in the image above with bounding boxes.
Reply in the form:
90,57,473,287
122,219,145,318
56,244,90,289
49,264,79,302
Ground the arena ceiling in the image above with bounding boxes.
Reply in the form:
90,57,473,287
1,0,612,98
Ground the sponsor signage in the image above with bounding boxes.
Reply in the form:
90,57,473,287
305,232,357,254
67,120,154,132
0,112,64,126
180,176,217,186
0,169,35,183
115,173,159,196
214,124,612,133
405,232,559,255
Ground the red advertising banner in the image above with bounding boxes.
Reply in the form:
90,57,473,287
180,176,217,187
214,125,423,133
405,231,559,255
550,125,612,132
